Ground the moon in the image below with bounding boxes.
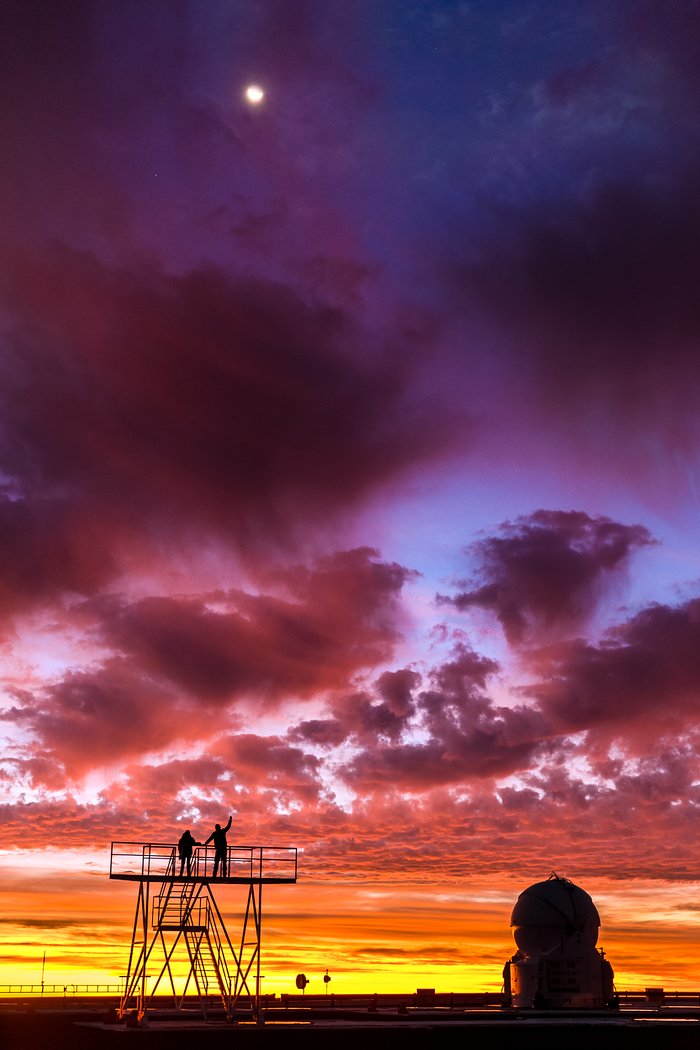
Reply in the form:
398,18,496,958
244,84,265,105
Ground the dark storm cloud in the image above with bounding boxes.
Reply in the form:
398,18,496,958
526,597,700,738
450,172,700,473
374,668,420,714
0,497,117,620
439,510,653,645
604,743,700,807
342,720,540,789
476,175,700,381
93,549,414,703
0,247,450,607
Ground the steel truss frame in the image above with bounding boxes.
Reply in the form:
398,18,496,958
119,872,265,1022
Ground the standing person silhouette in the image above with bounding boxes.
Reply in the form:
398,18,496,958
204,815,232,878
177,829,199,877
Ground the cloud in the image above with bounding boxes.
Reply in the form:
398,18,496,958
0,247,451,612
288,718,349,748
526,596,700,741
439,510,653,645
339,645,548,789
0,917,76,929
0,497,117,622
450,172,700,478
2,548,415,784
323,666,424,747
2,756,699,883
7,659,191,784
96,548,415,704
214,732,323,801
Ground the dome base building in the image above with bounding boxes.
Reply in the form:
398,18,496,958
503,873,616,1009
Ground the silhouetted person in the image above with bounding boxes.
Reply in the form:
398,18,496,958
204,815,232,878
177,829,199,877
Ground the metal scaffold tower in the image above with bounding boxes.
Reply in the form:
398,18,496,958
109,840,298,1021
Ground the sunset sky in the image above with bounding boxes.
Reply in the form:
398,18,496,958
1,0,700,996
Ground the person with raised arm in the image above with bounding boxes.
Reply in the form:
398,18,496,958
204,815,232,878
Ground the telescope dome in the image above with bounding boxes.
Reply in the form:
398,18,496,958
511,874,600,956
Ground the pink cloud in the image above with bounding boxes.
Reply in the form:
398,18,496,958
214,732,323,802
7,659,195,784
95,548,415,703
1,548,415,785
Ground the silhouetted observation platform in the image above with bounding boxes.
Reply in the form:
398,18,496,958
109,841,298,884
110,839,298,1021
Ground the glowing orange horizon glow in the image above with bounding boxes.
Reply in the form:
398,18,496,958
1,852,699,996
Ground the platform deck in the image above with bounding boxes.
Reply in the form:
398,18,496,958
109,841,298,885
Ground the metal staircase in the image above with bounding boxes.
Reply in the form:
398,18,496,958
184,924,232,1006
148,874,235,1014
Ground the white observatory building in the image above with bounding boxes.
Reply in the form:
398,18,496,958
503,873,615,1008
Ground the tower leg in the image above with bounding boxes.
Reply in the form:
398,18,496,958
255,883,263,1022
118,877,150,1020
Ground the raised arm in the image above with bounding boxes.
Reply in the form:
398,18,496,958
224,815,232,833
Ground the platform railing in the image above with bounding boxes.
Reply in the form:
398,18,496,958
110,841,298,882
0,983,123,997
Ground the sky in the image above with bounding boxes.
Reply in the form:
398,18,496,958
1,0,700,996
